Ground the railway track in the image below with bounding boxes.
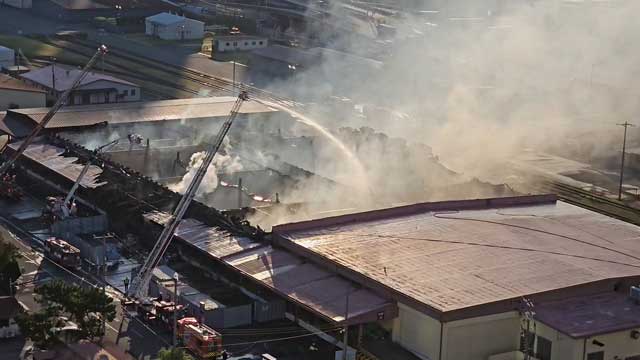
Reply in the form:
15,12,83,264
537,180,640,226
45,37,301,107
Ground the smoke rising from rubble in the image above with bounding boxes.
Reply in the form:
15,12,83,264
169,138,242,196
245,0,640,228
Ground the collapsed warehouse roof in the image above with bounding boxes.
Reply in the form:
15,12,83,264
6,141,104,188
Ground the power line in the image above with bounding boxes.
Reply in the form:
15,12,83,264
432,212,640,263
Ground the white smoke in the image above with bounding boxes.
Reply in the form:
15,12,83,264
169,138,243,196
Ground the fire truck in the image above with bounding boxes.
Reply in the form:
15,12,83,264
44,237,81,270
0,174,22,201
178,317,223,359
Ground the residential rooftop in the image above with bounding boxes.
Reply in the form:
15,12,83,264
273,195,640,319
0,74,45,93
21,65,137,92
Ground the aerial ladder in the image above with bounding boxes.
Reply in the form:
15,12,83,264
126,91,250,301
0,45,109,178
44,139,118,221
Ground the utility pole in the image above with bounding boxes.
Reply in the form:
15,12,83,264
618,121,635,201
342,289,350,360
102,235,107,336
520,297,536,360
173,272,179,347
237,177,243,208
51,57,56,96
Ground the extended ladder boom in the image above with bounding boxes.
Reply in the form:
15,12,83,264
63,139,118,206
127,91,249,299
0,45,108,177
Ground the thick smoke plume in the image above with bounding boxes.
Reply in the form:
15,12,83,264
246,0,640,228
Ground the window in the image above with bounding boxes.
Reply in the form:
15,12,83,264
233,41,237,46
587,352,604,360
259,41,263,45
535,336,552,360
252,41,256,45
131,89,136,96
626,356,640,360
244,42,248,46
123,89,129,96
226,42,230,46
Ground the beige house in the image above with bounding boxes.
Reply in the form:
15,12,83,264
273,195,640,360
0,74,45,110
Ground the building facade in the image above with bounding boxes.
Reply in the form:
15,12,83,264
214,36,268,53
20,65,140,105
273,195,640,360
145,12,205,40
0,74,46,110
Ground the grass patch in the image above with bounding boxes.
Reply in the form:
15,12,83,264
0,35,88,66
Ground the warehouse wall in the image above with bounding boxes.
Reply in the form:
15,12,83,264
392,303,441,360
533,321,582,360
0,89,45,110
441,311,520,360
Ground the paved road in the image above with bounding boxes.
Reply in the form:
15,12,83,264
0,215,169,359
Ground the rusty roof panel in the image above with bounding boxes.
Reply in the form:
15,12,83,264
275,198,640,313
9,142,105,188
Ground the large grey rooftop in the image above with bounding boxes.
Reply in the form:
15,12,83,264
273,195,640,314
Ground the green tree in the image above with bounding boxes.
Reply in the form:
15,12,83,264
17,280,116,348
0,233,21,295
15,307,64,349
157,348,194,360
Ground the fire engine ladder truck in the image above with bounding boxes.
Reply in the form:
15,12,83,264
52,139,119,219
0,45,109,178
126,91,250,301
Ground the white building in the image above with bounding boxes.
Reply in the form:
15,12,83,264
0,0,32,8
145,12,205,40
21,65,140,105
0,74,46,110
0,46,15,70
214,35,268,53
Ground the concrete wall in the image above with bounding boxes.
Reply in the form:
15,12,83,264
441,311,520,360
392,302,441,360
583,328,640,360
0,88,45,110
533,321,583,360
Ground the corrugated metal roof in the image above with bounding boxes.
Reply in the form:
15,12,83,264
143,210,395,323
535,292,640,338
8,142,105,188
21,65,138,92
0,74,45,93
274,196,640,313
6,97,277,130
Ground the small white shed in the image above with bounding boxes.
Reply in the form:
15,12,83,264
145,12,205,40
0,46,15,70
